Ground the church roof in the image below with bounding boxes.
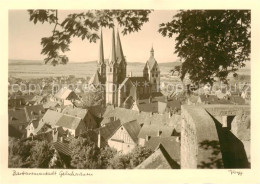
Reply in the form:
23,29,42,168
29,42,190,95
108,28,117,65
116,30,126,64
97,29,105,64
88,70,101,86
146,46,159,70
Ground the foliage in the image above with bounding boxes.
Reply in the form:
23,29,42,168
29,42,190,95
108,146,152,169
99,146,117,169
8,138,34,168
69,136,101,169
28,10,152,66
159,10,251,85
81,91,104,107
8,138,54,168
29,140,54,168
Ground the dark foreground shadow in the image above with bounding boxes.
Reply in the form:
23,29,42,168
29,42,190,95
200,113,250,168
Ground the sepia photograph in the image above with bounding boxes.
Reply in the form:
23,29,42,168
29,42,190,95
7,9,251,170
1,1,260,183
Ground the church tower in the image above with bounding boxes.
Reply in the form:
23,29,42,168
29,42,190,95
116,30,127,84
143,46,160,92
97,29,106,84
106,28,119,105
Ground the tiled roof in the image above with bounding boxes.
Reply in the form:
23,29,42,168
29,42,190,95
62,106,88,119
56,114,82,130
34,110,63,133
55,88,72,100
122,120,141,143
135,144,179,169
52,142,72,156
43,101,60,109
138,124,175,139
102,106,181,131
94,119,121,141
144,136,180,163
24,104,45,122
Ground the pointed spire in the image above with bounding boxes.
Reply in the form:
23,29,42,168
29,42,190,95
116,29,125,64
150,45,154,57
109,28,117,64
98,28,104,64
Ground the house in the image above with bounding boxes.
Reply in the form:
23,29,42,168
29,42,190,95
43,101,60,110
62,106,97,129
54,87,80,106
137,124,177,146
144,136,180,167
31,109,63,136
9,105,45,138
94,119,121,147
101,106,181,129
9,108,28,138
135,144,180,169
107,120,141,154
55,114,87,137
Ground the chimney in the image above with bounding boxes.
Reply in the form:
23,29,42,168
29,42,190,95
60,136,63,143
169,112,172,118
129,72,132,77
98,131,101,148
146,135,151,141
157,130,162,137
149,96,152,103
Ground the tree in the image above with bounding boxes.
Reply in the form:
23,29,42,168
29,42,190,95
159,10,250,85
69,136,101,169
108,146,152,169
8,138,34,168
8,138,54,168
28,10,152,66
29,140,54,168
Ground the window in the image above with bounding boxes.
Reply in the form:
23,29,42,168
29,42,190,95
154,79,156,83
110,68,112,72
156,74,158,77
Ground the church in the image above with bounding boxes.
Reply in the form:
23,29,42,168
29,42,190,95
89,28,162,108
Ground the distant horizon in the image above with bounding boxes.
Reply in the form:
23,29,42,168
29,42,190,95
8,58,182,64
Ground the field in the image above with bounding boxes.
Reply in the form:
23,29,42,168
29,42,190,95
8,60,182,79
8,59,250,82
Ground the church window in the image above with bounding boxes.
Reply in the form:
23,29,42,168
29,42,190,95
154,79,156,83
110,68,112,72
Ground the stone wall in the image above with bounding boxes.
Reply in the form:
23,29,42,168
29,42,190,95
181,104,250,168
181,105,223,168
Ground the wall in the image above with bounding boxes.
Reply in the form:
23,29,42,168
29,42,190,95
181,105,223,169
181,104,250,168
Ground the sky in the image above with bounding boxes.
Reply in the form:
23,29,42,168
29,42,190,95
8,10,179,63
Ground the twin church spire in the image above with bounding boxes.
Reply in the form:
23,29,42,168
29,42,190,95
98,28,126,66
